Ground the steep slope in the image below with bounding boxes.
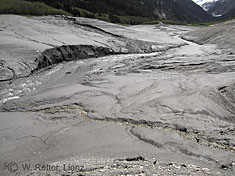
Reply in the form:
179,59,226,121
202,0,235,18
0,0,70,16
201,1,218,11
25,0,156,24
25,0,213,23
143,0,213,22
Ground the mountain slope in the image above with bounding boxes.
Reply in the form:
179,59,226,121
0,0,70,16
143,0,213,22
201,1,218,11
24,0,213,23
201,0,235,19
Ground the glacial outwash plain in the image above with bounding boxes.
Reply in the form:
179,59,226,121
0,15,235,175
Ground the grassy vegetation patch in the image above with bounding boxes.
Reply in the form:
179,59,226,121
0,0,70,16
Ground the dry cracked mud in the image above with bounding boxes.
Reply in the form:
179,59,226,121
0,15,235,176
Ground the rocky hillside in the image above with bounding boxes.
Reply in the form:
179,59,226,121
144,0,213,23
201,0,235,19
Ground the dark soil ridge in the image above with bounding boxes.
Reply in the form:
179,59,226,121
0,45,118,83
33,45,117,72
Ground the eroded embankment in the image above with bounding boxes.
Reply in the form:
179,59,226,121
34,45,117,72
0,45,117,83
0,15,188,83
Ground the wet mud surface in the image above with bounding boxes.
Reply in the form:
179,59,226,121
0,16,235,175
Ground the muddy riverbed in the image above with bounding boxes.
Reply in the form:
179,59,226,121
0,15,235,176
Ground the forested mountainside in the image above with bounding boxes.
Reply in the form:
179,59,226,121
23,0,213,24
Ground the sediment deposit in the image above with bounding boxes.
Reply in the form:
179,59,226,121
0,15,234,176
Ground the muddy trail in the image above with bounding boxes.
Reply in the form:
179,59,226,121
0,16,235,176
